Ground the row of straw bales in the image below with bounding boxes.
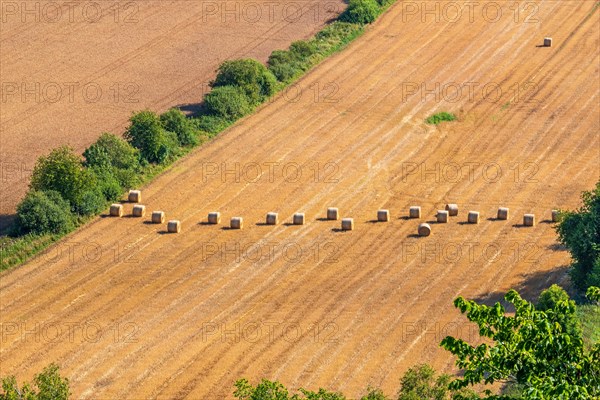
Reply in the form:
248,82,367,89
110,191,559,235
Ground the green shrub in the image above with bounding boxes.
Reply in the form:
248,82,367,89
88,167,122,201
339,0,381,25
16,190,75,235
267,41,318,83
30,146,96,208
204,86,254,121
124,110,180,164
194,115,231,135
211,59,278,105
425,112,457,125
314,22,364,54
160,108,199,147
537,284,582,340
83,132,140,170
268,50,303,83
556,181,600,290
76,189,106,216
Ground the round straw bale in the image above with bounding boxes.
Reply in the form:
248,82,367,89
436,210,449,223
523,214,535,226
467,211,480,224
377,209,390,222
418,223,431,236
266,212,278,225
110,204,123,217
132,205,146,217
208,212,221,224
409,206,421,219
327,207,339,220
544,37,552,47
497,207,509,220
293,213,305,225
128,190,141,203
231,217,243,229
445,203,458,216
152,211,165,224
341,218,354,231
167,220,181,233
551,210,559,222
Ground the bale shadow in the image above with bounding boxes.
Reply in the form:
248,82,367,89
157,230,170,235
399,216,411,221
487,217,500,222
283,222,300,227
366,219,382,224
331,228,349,233
406,233,422,238
198,221,215,226
539,219,554,224
255,222,273,226
316,218,331,222
457,221,473,225
511,224,534,229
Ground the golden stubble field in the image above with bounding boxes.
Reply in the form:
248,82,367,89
1,1,599,399
0,0,345,217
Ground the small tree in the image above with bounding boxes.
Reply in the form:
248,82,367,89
83,132,140,171
441,288,600,399
537,284,581,339
30,146,95,208
0,363,70,400
397,364,477,400
339,0,381,25
204,86,254,121
556,181,600,290
124,110,179,164
160,108,199,147
212,59,278,105
16,191,75,235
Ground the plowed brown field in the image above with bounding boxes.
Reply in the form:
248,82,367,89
1,1,599,399
0,0,345,216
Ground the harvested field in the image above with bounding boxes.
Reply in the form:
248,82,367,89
0,0,346,217
1,1,599,399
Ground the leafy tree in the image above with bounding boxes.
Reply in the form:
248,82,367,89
536,284,581,339
397,364,478,400
211,59,278,105
83,132,139,171
440,288,600,399
30,146,96,209
124,110,179,164
339,0,381,25
160,108,199,147
204,86,254,121
193,115,231,135
15,191,75,235
556,181,600,290
233,379,348,400
360,387,388,400
0,363,70,400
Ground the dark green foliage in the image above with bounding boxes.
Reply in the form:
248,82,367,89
267,41,318,83
30,146,96,208
359,387,388,400
195,115,231,135
83,132,140,171
537,284,582,339
204,86,254,121
160,108,199,147
339,0,381,25
212,59,278,105
397,364,478,400
556,181,600,290
0,363,70,400
76,189,106,216
233,379,348,400
16,191,75,235
124,110,180,164
425,112,457,125
441,289,600,399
